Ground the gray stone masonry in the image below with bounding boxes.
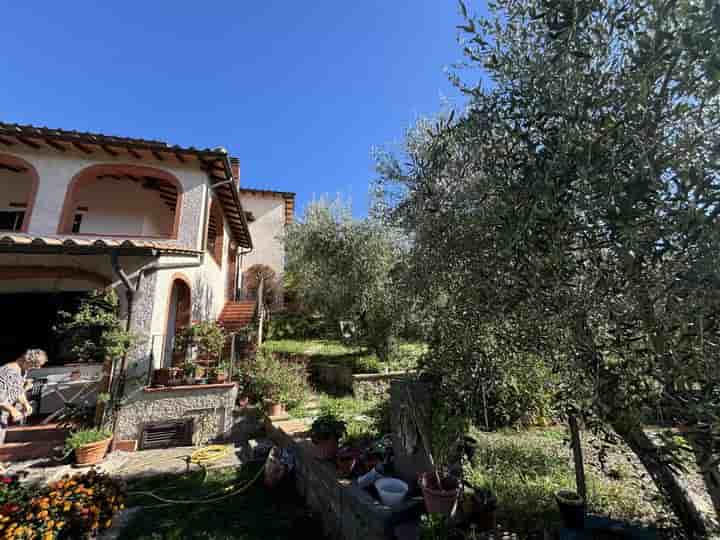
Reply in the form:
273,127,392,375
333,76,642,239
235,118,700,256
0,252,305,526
267,418,423,540
116,384,237,445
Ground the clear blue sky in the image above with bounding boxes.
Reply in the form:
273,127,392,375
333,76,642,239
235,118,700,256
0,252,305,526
0,1,479,217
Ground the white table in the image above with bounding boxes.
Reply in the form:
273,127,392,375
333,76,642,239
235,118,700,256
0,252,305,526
40,378,101,424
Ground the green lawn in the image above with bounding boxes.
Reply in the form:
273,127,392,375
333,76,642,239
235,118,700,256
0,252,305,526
261,338,426,373
120,465,323,540
465,427,672,534
290,392,390,446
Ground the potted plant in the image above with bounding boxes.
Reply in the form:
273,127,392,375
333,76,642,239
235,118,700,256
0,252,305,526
181,361,196,385
310,412,347,460
472,487,498,531
176,321,226,366
246,352,310,416
210,360,230,383
418,404,466,515
65,428,113,466
556,490,585,529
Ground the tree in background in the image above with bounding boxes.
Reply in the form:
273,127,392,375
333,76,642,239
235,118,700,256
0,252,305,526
376,0,720,534
284,197,404,361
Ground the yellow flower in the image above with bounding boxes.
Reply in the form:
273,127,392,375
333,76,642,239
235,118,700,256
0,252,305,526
55,522,64,530
63,503,70,512
43,533,54,540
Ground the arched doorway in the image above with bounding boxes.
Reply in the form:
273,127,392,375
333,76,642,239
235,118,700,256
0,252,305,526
165,277,191,367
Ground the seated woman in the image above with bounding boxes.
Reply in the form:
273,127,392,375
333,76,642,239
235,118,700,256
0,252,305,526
0,349,48,444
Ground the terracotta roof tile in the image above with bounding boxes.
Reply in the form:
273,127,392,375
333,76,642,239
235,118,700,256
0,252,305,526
0,233,201,255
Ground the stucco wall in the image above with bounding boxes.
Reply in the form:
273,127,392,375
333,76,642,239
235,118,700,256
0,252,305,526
147,206,234,369
0,148,207,249
74,178,174,237
0,169,34,214
238,193,286,279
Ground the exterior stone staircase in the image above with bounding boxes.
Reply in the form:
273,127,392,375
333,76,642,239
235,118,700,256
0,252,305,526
218,300,256,333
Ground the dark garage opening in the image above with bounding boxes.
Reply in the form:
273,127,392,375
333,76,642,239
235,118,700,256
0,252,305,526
0,292,85,365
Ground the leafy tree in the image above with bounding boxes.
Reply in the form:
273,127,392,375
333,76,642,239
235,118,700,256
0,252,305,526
284,197,404,361
376,0,720,534
55,289,135,363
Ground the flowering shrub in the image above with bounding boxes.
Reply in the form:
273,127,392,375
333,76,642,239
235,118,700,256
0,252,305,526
0,470,125,539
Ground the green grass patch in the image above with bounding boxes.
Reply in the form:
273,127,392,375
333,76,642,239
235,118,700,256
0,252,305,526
261,339,425,373
290,393,391,447
120,465,322,539
466,428,648,534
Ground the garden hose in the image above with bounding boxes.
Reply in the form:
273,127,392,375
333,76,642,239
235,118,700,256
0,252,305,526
189,445,231,466
127,447,269,507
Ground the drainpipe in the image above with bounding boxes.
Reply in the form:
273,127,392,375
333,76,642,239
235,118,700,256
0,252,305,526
107,254,204,290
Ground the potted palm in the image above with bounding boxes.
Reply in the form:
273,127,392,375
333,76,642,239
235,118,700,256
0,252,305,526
310,412,347,461
65,428,113,466
417,403,466,515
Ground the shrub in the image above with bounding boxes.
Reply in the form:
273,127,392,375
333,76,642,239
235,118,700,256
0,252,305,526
243,352,309,409
0,470,125,539
265,312,327,341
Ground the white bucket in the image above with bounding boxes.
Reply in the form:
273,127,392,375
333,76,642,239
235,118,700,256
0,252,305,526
375,477,408,507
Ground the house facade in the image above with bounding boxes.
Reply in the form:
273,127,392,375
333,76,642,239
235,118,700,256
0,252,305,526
0,123,293,449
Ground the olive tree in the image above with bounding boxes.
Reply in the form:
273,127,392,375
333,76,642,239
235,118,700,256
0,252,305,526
376,0,720,534
284,197,404,361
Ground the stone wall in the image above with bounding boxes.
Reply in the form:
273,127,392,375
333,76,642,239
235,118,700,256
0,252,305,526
352,372,413,402
115,383,237,446
267,418,422,540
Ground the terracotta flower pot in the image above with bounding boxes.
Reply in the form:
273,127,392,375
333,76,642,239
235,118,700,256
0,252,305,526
266,402,285,417
419,472,461,515
75,437,112,466
313,437,339,461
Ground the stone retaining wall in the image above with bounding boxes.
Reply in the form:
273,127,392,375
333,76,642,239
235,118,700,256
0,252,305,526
115,383,238,446
267,418,422,540
352,372,414,402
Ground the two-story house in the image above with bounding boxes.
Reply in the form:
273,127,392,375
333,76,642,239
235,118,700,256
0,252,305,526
0,122,294,454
